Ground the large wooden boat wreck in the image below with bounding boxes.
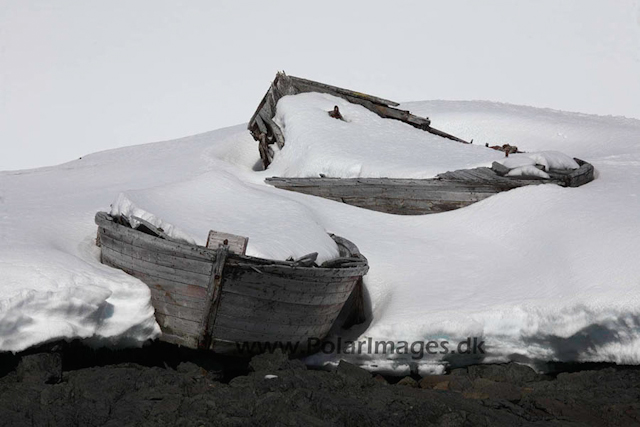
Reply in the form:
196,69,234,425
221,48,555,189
95,212,369,353
249,72,595,215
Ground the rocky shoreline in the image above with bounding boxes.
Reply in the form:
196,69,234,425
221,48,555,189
1,341,639,426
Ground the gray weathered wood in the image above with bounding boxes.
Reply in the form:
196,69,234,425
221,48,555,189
265,160,595,215
101,245,210,287
155,312,201,337
491,161,511,176
199,245,229,350
212,324,329,345
222,268,357,294
149,288,207,311
153,300,204,323
206,231,248,255
96,212,216,262
101,254,209,299
220,279,355,306
216,291,346,317
215,295,344,326
160,332,198,348
100,233,213,276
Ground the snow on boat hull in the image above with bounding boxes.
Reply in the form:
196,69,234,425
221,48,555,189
95,212,369,354
266,159,594,215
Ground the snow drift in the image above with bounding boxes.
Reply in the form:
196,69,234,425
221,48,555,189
1,98,639,375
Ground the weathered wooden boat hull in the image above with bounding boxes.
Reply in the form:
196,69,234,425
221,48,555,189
266,159,595,215
95,212,369,354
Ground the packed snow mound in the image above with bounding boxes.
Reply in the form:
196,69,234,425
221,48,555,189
110,172,339,263
267,92,504,178
2,100,640,374
506,165,550,179
500,151,580,172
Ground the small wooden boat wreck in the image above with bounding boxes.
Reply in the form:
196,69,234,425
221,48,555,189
95,212,369,353
249,73,595,215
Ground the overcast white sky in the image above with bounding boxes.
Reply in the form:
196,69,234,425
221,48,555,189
2,0,640,171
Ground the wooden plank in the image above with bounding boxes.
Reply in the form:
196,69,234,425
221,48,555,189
149,288,207,311
100,234,213,276
199,245,229,349
332,235,363,258
128,215,173,241
96,213,216,262
276,183,504,201
156,312,201,337
565,160,595,188
101,256,208,299
220,280,354,305
153,299,204,323
216,303,342,327
212,324,331,344
491,161,511,176
101,246,210,287
206,231,248,255
214,313,334,336
160,332,198,348
263,115,285,149
216,291,346,317
223,268,358,294
287,74,400,107
226,260,368,279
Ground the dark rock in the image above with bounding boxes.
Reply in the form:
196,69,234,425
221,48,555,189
373,374,387,384
335,360,374,387
464,378,522,402
419,375,450,389
466,362,538,385
447,375,474,393
16,353,62,384
249,349,306,373
176,361,203,376
396,376,419,387
3,343,640,426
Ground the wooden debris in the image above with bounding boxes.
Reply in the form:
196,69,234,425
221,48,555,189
485,143,521,157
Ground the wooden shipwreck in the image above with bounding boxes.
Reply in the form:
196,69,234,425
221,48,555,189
248,72,470,170
267,160,594,215
249,73,595,215
95,212,369,353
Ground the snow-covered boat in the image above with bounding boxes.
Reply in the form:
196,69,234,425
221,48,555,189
266,159,595,215
95,212,369,353
248,72,471,170
250,73,595,215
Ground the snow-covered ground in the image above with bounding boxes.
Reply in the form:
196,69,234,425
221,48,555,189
1,97,639,375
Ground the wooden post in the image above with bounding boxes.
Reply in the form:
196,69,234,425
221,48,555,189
198,244,229,350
